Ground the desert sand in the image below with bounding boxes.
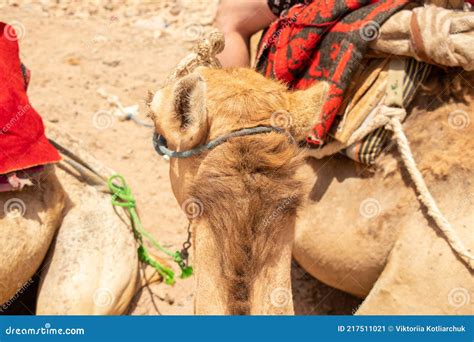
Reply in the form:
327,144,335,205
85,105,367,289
0,0,360,315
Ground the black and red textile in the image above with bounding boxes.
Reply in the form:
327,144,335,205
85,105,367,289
256,0,409,145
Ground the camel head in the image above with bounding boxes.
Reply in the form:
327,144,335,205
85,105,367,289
149,67,326,314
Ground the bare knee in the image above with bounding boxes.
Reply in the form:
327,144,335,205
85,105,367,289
216,0,276,37
216,0,250,38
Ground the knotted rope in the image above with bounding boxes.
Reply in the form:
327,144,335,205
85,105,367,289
386,115,474,270
306,106,406,159
308,104,474,270
108,175,193,285
167,29,224,82
371,4,474,71
159,30,474,270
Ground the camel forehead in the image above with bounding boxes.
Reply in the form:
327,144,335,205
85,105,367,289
200,68,289,117
201,67,286,93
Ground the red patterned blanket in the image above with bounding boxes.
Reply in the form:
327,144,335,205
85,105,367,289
256,0,409,144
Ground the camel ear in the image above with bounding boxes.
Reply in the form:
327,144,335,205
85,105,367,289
287,82,329,140
150,73,208,150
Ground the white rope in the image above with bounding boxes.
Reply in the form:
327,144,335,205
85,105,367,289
386,116,474,271
307,104,473,270
305,105,405,159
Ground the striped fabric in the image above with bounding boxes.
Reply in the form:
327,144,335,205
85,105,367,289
345,126,391,165
343,58,432,165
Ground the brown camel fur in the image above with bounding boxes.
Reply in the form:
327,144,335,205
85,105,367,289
150,66,473,315
0,163,138,315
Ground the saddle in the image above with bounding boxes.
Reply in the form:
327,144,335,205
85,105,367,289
255,0,473,164
0,23,61,189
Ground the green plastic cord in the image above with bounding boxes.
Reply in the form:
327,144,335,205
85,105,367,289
107,174,193,285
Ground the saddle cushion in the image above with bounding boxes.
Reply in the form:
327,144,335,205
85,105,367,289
0,22,60,175
256,0,410,144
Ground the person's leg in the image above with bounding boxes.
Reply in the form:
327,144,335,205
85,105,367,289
216,0,277,67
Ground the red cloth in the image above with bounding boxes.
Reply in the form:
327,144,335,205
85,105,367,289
0,22,60,174
256,0,409,144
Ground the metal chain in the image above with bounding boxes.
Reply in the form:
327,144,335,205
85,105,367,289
179,223,192,267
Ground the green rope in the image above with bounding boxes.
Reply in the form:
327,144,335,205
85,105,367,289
107,174,193,285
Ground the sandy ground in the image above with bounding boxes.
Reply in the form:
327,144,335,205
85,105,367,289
1,0,360,315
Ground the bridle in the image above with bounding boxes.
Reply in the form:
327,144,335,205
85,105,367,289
151,124,294,276
153,125,293,159
150,30,295,160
